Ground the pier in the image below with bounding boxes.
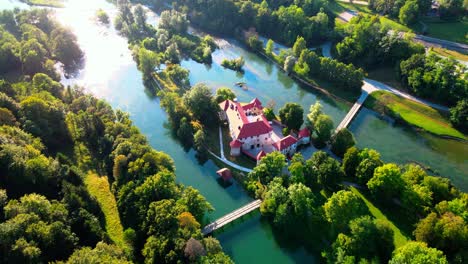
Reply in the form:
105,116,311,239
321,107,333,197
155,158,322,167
202,199,262,235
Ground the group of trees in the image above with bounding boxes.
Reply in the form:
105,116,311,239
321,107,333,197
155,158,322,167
369,0,432,25
0,9,83,76
166,0,334,45
370,0,465,22
270,100,355,155
398,53,468,131
246,139,465,263
160,83,220,162
341,146,468,262
0,8,232,263
114,1,217,81
336,15,425,68
269,36,364,94
221,56,245,72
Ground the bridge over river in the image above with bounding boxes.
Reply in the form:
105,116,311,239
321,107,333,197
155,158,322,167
202,199,262,236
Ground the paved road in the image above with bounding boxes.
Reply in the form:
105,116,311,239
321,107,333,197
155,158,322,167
413,34,468,53
337,5,468,53
363,78,449,112
321,44,450,112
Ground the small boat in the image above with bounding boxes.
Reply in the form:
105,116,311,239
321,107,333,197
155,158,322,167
235,82,248,90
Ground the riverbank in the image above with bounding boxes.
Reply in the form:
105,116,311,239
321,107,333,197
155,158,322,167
364,90,466,140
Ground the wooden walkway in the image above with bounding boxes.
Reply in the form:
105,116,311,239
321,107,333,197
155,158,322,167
202,199,262,235
335,91,369,133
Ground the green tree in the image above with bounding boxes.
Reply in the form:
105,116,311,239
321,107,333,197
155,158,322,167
323,190,368,231
292,36,307,57
278,103,304,131
414,211,468,259
389,241,448,264
183,83,218,126
330,216,394,262
314,114,334,147
250,151,286,185
193,129,208,163
165,42,181,63
66,242,131,263
20,38,47,75
342,147,360,178
306,101,323,131
355,148,383,184
439,0,464,20
263,108,276,121
138,47,159,80
367,163,405,201
96,9,110,24
50,26,83,74
309,151,344,188
331,128,356,157
215,87,236,103
450,99,467,133
265,39,274,56
399,0,419,25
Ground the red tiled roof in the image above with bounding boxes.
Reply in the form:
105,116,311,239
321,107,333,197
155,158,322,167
220,98,272,139
242,98,263,110
274,135,298,151
238,121,272,138
229,139,242,148
298,128,310,138
256,150,266,160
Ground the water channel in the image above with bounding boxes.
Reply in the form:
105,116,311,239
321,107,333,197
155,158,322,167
1,0,467,262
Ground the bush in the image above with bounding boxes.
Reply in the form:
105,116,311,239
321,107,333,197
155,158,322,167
221,57,245,72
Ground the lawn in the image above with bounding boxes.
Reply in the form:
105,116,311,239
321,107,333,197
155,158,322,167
350,187,409,248
204,126,256,169
420,17,468,44
365,91,466,139
21,0,64,7
84,173,128,249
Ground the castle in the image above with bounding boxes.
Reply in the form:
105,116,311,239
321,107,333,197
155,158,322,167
219,98,310,162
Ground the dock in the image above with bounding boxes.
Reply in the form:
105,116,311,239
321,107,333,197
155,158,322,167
202,199,262,235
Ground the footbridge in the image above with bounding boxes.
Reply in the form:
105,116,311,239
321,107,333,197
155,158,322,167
202,199,262,235
335,91,369,133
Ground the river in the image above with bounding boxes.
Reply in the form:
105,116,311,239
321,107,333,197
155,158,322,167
1,0,466,263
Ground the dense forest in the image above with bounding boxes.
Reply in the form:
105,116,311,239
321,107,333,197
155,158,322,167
0,8,232,263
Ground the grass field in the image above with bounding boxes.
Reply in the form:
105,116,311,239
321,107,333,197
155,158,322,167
430,47,468,62
84,173,127,249
420,17,468,44
350,187,409,248
21,0,64,7
365,91,466,139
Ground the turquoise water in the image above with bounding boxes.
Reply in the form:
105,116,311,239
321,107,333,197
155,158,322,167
349,108,468,191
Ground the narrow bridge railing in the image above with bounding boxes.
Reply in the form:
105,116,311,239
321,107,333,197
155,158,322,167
335,91,369,133
202,199,262,235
